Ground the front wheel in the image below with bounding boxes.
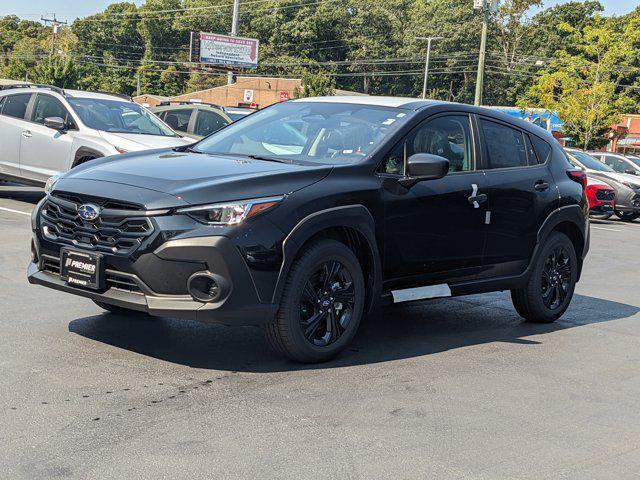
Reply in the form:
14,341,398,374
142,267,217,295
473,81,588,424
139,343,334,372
511,231,578,323
264,239,365,363
615,210,640,222
589,211,612,220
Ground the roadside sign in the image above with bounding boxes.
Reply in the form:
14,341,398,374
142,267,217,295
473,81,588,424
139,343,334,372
198,32,259,69
279,91,291,102
244,89,254,103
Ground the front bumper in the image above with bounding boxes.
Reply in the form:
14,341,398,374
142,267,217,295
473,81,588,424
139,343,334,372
28,234,279,326
614,189,640,212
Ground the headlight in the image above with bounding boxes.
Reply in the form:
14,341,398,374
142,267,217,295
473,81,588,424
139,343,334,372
621,181,640,190
44,174,61,194
177,196,284,225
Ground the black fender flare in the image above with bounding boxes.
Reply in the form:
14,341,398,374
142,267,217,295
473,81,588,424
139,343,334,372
72,147,104,167
272,205,382,313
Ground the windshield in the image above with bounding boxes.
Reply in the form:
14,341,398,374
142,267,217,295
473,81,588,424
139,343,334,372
68,98,177,136
195,101,413,165
568,151,614,172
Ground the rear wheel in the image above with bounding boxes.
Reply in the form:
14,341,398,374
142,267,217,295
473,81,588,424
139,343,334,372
615,210,640,222
511,231,577,323
264,239,365,363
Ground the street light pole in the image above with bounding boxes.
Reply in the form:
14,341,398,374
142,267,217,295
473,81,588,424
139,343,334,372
228,0,240,85
417,36,442,99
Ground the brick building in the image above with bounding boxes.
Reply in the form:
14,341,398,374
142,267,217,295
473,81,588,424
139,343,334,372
608,114,640,155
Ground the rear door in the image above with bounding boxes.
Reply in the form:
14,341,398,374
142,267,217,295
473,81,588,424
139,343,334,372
381,113,488,287
0,93,33,178
478,117,558,278
19,93,75,182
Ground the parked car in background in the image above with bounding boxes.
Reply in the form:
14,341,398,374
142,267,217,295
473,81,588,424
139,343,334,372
222,106,256,122
585,177,616,220
589,151,640,176
0,84,193,186
150,101,232,140
565,148,640,221
29,97,589,362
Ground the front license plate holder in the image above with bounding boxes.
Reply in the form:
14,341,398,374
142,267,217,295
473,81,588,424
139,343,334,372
60,248,104,290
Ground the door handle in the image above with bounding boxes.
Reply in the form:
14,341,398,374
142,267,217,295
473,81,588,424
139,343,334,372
467,183,487,208
534,180,550,192
22,130,32,138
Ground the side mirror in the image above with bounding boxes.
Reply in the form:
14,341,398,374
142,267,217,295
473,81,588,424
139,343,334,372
625,168,637,175
43,117,66,131
399,153,449,188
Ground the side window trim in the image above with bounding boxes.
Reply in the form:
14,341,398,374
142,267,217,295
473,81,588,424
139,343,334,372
377,112,477,176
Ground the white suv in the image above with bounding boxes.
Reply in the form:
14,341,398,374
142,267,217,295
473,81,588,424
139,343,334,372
0,85,194,186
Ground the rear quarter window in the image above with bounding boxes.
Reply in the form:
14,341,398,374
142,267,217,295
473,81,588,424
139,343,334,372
530,135,552,164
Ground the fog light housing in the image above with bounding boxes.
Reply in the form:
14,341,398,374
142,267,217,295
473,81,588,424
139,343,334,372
187,272,229,303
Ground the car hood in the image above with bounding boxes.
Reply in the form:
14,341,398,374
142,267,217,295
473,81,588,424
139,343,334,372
98,131,193,151
586,169,640,187
58,150,333,207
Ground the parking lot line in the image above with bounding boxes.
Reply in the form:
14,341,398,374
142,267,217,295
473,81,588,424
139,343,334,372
592,226,623,232
0,206,31,216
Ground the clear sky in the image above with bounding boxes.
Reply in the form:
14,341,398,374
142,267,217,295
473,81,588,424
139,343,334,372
0,0,637,22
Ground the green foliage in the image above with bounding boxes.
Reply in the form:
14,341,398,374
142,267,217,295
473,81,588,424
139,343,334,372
298,72,336,98
30,55,81,88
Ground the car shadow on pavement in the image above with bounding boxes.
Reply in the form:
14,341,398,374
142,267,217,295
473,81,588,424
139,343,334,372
68,292,639,372
0,183,45,205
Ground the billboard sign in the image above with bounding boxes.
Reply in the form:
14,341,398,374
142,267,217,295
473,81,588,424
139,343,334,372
198,32,259,69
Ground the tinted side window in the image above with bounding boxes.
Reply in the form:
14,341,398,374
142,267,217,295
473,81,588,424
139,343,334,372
602,156,625,172
530,135,552,164
194,110,229,137
163,109,192,133
0,96,5,111
481,119,528,169
382,114,474,175
31,94,73,127
1,93,31,119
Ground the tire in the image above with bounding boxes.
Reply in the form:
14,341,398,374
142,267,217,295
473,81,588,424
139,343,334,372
589,212,612,220
264,239,365,363
614,210,640,222
511,231,578,324
93,300,144,315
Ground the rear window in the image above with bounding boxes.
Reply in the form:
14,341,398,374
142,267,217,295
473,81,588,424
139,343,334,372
480,119,528,169
1,93,31,119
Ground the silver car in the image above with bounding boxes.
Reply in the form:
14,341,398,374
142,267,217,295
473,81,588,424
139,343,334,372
0,84,193,186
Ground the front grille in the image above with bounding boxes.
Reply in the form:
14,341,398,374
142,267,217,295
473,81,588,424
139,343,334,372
42,256,60,275
595,190,615,201
40,193,155,255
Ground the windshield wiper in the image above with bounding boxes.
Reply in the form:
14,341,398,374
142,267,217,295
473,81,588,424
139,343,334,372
246,154,291,164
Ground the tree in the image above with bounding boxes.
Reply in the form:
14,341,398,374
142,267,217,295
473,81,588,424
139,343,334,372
30,55,81,88
297,72,336,97
520,18,631,149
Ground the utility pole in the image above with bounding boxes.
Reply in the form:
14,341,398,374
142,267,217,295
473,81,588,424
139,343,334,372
473,0,497,106
416,36,442,99
228,0,240,85
41,14,67,57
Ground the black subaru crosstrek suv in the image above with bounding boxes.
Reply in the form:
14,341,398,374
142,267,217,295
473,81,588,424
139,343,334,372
28,97,589,362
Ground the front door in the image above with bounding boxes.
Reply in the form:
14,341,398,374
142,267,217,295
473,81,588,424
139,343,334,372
380,113,488,287
19,93,75,182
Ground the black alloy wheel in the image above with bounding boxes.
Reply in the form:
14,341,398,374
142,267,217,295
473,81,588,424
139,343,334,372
540,245,572,310
264,239,365,363
511,231,577,323
299,260,356,347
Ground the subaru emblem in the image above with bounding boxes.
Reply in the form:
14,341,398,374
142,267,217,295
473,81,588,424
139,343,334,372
78,203,101,221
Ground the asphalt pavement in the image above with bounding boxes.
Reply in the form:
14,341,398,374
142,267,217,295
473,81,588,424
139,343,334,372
2,183,640,479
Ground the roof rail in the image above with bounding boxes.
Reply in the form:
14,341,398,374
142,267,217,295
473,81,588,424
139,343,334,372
0,84,65,95
156,100,223,110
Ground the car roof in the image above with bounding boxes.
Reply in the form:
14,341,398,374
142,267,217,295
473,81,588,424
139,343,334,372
291,95,442,110
0,86,130,102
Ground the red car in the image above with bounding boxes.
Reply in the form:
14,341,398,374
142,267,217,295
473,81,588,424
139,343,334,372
586,177,616,219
